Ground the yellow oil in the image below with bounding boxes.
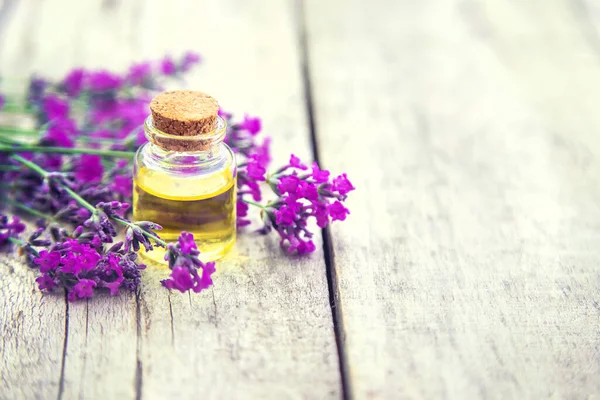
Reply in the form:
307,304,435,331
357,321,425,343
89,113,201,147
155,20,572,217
133,167,236,264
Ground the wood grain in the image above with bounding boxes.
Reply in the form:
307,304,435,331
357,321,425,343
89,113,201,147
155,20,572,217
304,0,600,398
0,254,66,399
0,0,340,398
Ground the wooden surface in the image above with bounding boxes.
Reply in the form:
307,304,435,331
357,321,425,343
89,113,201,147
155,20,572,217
1,0,600,399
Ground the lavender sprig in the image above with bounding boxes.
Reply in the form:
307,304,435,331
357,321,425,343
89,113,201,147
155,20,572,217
240,154,355,255
7,154,214,298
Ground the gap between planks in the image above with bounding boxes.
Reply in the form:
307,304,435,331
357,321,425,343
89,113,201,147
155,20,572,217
296,0,352,398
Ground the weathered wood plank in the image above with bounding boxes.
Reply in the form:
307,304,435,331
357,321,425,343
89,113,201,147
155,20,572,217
0,0,341,398
304,0,600,398
0,254,66,400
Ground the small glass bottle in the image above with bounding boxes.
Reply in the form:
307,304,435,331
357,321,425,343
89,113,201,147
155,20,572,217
133,90,236,263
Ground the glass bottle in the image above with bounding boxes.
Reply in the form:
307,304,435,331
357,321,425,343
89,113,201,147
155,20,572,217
132,95,236,264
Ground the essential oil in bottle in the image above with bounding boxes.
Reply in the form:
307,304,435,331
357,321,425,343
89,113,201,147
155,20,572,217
132,90,236,263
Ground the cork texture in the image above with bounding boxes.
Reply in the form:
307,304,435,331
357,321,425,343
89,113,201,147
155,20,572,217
150,90,219,136
148,90,220,151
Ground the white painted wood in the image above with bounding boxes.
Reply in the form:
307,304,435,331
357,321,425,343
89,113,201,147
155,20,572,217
0,0,340,398
0,253,66,399
304,0,600,398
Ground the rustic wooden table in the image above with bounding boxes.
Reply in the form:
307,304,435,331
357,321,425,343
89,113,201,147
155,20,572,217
1,0,600,399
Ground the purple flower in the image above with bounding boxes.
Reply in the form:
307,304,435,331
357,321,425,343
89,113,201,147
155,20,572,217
218,108,232,119
249,154,354,254
68,279,97,301
36,274,57,291
162,266,195,292
160,56,176,75
194,261,216,292
60,257,84,276
278,175,300,194
311,162,330,183
44,118,76,148
314,204,329,228
180,51,202,72
34,250,61,273
289,154,307,170
238,114,262,136
298,181,319,201
178,232,197,255
88,70,122,92
161,232,215,294
328,201,350,221
0,94,4,110
100,253,124,296
75,155,104,183
295,240,316,255
275,207,296,226
61,245,101,275
0,215,26,249
126,62,152,86
237,201,251,227
333,173,355,196
246,156,266,181
43,95,70,120
110,175,132,198
252,137,272,167
62,69,85,97
27,77,47,104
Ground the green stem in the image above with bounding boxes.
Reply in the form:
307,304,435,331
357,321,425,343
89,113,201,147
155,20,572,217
11,154,48,177
0,165,21,172
0,136,23,145
114,218,168,247
7,237,40,257
12,154,167,247
8,236,26,246
10,154,165,247
5,198,56,222
0,103,30,113
1,145,135,159
62,186,96,213
242,199,265,209
0,127,42,136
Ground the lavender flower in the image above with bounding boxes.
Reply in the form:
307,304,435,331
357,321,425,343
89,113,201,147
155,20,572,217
126,62,153,86
42,94,70,120
75,154,104,183
237,114,262,136
0,215,26,250
61,68,86,97
88,70,123,93
243,154,355,254
160,56,176,75
161,232,215,293
31,229,147,301
180,51,202,72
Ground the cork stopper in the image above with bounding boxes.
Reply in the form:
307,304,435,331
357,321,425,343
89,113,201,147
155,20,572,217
147,90,221,151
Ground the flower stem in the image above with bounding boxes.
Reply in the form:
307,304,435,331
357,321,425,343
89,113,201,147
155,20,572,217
0,103,30,114
114,217,167,247
10,154,166,247
7,236,26,246
62,186,96,213
0,126,42,136
242,199,265,209
0,145,135,159
0,165,21,172
4,198,56,222
10,154,48,177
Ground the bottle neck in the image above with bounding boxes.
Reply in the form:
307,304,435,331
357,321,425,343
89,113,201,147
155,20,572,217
146,140,223,160
143,115,227,153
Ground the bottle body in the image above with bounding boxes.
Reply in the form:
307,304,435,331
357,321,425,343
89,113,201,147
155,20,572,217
133,118,236,263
